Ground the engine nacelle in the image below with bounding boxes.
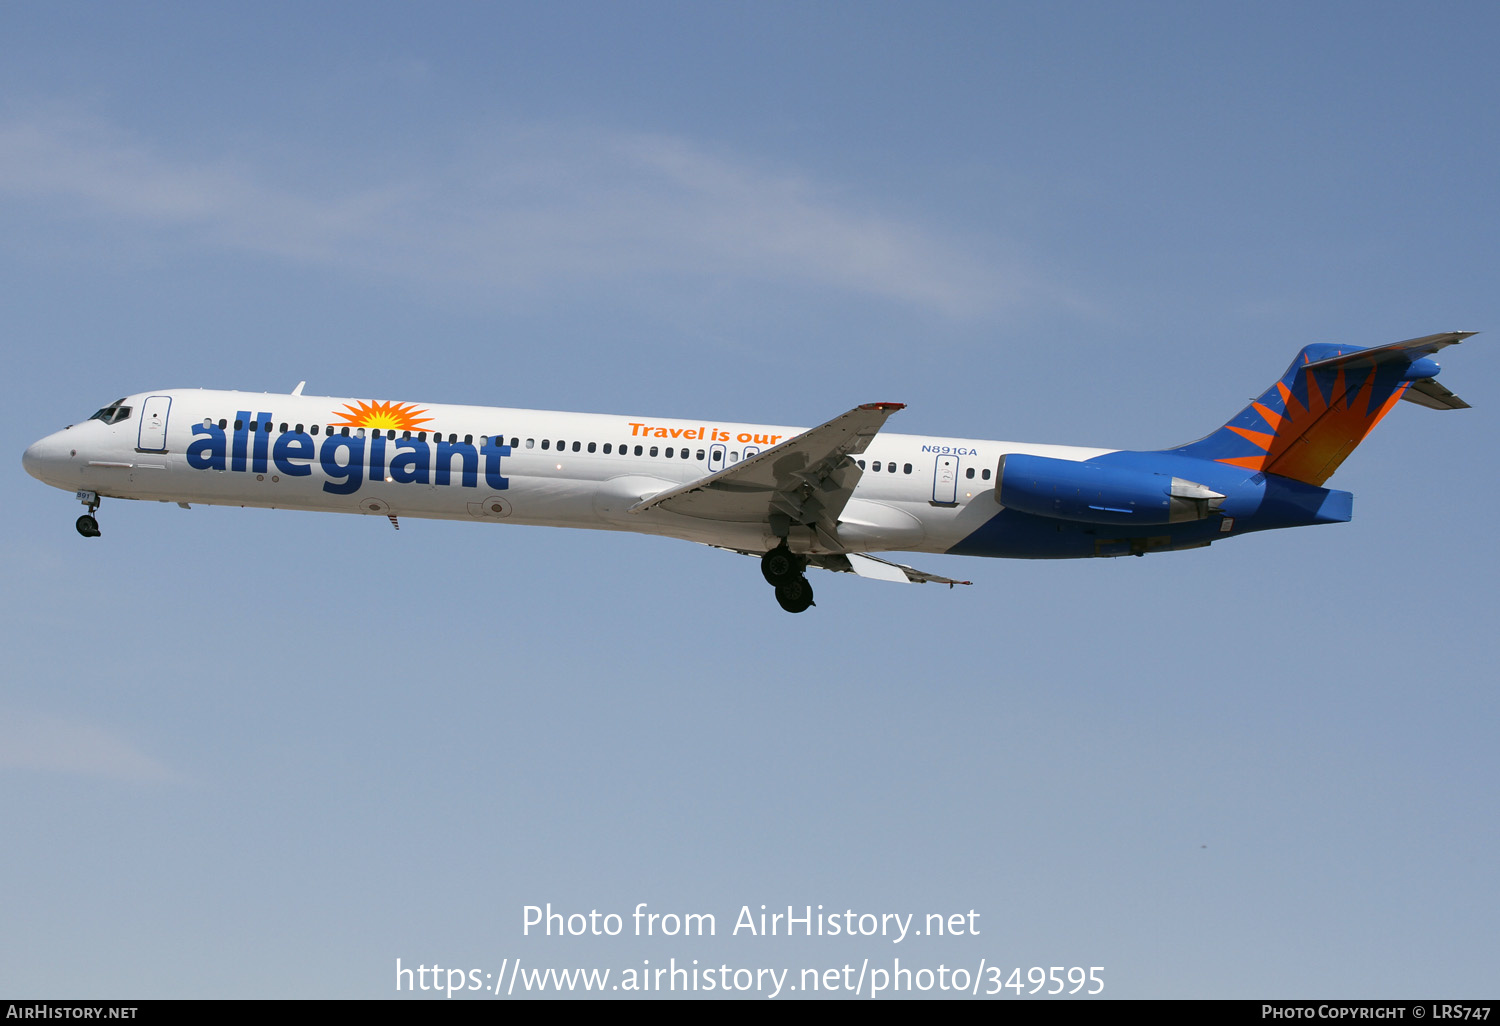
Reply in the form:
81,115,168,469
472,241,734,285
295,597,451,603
996,453,1224,526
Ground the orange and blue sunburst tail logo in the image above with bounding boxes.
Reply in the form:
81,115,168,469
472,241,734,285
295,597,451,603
329,400,433,432
1170,344,1419,486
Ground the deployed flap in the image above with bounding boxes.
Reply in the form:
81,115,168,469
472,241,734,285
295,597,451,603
814,552,973,587
627,404,905,538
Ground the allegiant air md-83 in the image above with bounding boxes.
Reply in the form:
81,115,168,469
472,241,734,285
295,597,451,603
23,333,1477,612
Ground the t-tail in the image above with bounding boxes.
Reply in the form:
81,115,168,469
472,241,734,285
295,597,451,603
1168,332,1478,486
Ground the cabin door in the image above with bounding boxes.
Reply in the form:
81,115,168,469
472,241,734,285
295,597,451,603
932,455,958,504
137,396,171,452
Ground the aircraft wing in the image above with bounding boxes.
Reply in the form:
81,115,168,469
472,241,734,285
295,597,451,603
628,402,905,545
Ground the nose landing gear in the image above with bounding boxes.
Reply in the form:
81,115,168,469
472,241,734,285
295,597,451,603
75,491,101,537
762,543,814,613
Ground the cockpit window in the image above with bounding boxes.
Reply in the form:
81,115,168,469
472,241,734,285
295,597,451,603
88,399,133,425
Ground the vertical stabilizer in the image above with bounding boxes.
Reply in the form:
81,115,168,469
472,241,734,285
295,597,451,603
1169,332,1476,486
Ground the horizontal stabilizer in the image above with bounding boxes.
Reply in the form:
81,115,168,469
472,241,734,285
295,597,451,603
1302,331,1477,370
1402,377,1470,410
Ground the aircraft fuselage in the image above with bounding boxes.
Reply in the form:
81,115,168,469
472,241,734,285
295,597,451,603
27,333,1473,611
21,387,1336,562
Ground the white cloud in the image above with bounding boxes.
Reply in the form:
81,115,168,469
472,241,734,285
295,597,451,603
0,708,178,783
0,112,1037,318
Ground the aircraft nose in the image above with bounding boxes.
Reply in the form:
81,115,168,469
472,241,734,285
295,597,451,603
22,431,72,486
22,439,45,481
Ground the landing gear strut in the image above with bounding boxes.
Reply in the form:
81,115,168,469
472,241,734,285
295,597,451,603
763,542,814,613
76,493,101,538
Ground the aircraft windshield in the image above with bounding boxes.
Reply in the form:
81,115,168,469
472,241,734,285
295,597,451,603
88,399,132,425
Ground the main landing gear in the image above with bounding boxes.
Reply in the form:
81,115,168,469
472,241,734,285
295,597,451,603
76,492,101,537
761,543,814,613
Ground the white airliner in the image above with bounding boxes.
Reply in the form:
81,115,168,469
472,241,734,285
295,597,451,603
23,333,1476,612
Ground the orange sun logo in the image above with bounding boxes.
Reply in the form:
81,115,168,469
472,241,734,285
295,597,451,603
329,400,433,432
1216,362,1408,486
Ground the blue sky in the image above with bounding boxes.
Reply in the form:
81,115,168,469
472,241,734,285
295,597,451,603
3,1,1497,999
